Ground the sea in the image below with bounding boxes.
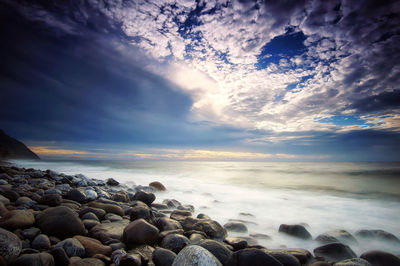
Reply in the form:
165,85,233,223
9,160,400,255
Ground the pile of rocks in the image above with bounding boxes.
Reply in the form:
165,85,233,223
0,164,399,266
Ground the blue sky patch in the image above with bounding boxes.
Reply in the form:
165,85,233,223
317,115,366,126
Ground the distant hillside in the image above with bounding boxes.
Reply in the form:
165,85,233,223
0,130,40,160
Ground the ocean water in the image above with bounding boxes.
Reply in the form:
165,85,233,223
10,160,400,255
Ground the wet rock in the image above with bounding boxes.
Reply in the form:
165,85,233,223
39,194,62,207
0,228,22,262
170,210,192,222
47,247,69,266
224,222,248,233
123,218,160,246
155,217,183,231
163,199,181,209
10,252,54,266
22,227,41,240
315,234,340,244
0,209,35,229
224,237,248,251
32,234,51,250
152,248,176,266
263,249,301,266
89,219,130,244
67,189,87,204
149,181,167,191
360,250,400,266
279,224,312,240
87,201,124,216
181,217,227,240
44,188,62,196
279,249,313,265
128,205,152,221
84,188,98,201
106,178,119,186
112,191,129,203
79,207,106,220
197,213,211,219
178,205,195,212
74,235,112,257
83,219,100,230
161,234,190,254
55,238,85,257
317,230,357,244
314,243,356,263
110,242,126,251
199,239,233,265
172,245,222,266
82,212,100,221
355,229,400,245
36,206,86,240
152,203,169,210
0,195,9,206
227,248,282,266
334,258,372,266
133,191,156,206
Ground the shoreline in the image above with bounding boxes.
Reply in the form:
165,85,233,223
0,163,399,265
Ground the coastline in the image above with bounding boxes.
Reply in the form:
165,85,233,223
0,163,399,265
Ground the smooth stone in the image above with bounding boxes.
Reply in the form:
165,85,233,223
0,180,7,185
172,245,222,266
152,203,169,210
155,217,183,231
163,199,181,209
55,238,85,257
104,213,123,222
262,249,301,266
170,210,192,222
36,206,86,239
360,250,400,266
89,219,130,244
10,252,54,266
67,189,87,204
224,222,248,233
355,229,400,245
22,227,41,240
0,202,7,216
74,235,112,257
227,248,282,266
123,218,160,246
87,201,124,216
314,243,357,262
0,209,35,229
83,219,100,230
197,213,211,219
1,190,19,202
112,191,129,203
334,258,372,266
47,247,69,266
15,196,36,208
317,230,357,244
149,181,167,191
178,205,195,212
69,258,105,266
44,188,62,195
181,217,227,240
128,205,152,221
153,247,176,266
224,237,248,251
0,228,22,262
199,239,233,265
279,224,312,240
276,249,313,264
106,178,119,186
161,234,190,254
84,189,98,201
39,194,62,207
0,194,10,205
79,207,106,220
110,242,126,251
32,234,51,250
133,191,156,206
82,212,100,221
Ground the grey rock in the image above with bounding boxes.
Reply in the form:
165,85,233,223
279,224,312,240
89,219,130,244
123,218,160,246
32,234,51,250
133,190,156,206
155,217,183,231
224,222,248,233
0,228,22,262
360,250,400,266
172,245,222,266
106,178,119,186
199,239,233,265
84,189,98,201
67,189,87,204
55,238,85,257
227,248,283,266
334,258,372,266
82,212,100,221
263,249,301,266
161,234,190,254
0,209,35,229
22,227,41,240
314,243,356,263
153,247,176,266
10,252,54,266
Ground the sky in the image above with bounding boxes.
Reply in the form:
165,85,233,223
0,0,399,161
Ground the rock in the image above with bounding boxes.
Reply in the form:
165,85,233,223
360,250,400,266
10,252,54,266
69,258,105,266
155,217,183,231
317,230,357,244
128,205,152,221
89,219,130,244
224,237,248,251
279,224,312,240
0,228,22,262
315,234,340,244
55,238,85,257
199,239,233,265
87,201,124,216
83,219,100,230
314,243,356,262
310,262,331,266
0,209,35,229
32,234,51,250
178,205,195,212
172,245,222,266
161,234,190,254
79,207,106,220
112,191,129,203
67,189,87,204
0,195,10,205
334,258,372,266
82,212,100,221
163,199,181,209
133,191,156,206
263,249,301,266
181,217,227,240
47,247,69,266
149,181,167,191
104,213,123,222
153,247,176,266
22,227,41,240
15,196,36,208
152,203,169,210
39,194,62,207
84,189,98,201
106,178,119,186
73,235,112,257
355,229,400,245
36,206,86,239
224,222,248,233
1,190,19,202
227,248,282,266
44,188,62,196
110,242,126,251
123,218,160,246
279,249,313,265
170,210,192,222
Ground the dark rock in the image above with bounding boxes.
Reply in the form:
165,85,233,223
172,245,222,266
104,213,123,222
224,237,248,251
153,247,176,266
224,222,248,233
134,244,155,263
189,232,207,243
32,234,51,250
163,199,181,209
149,181,167,191
315,234,340,244
360,250,400,266
0,228,22,262
82,212,100,221
0,202,7,217
0,209,35,229
317,230,357,244
0,195,9,205
178,205,195,212
155,217,183,231
314,243,356,262
181,217,227,240
36,206,86,239
152,203,169,210
67,189,87,204
227,248,282,266
112,191,129,203
123,218,160,246
279,249,313,264
170,210,192,222
22,227,41,240
110,242,126,251
74,235,112,257
334,258,372,265
197,213,211,219
0,130,40,160
106,178,119,186
47,248,69,266
279,224,312,240
39,194,62,207
55,238,85,257
79,207,106,220
10,252,54,266
87,201,124,216
15,196,36,208
159,229,185,240
89,219,130,244
133,191,156,206
128,205,152,221
199,239,233,265
161,234,190,254
263,249,301,266
83,219,100,230
1,190,19,202
69,258,105,266
355,229,400,245
310,262,331,266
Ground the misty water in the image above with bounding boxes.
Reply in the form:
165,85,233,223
12,160,400,255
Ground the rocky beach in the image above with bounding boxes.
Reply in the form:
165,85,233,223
0,162,399,266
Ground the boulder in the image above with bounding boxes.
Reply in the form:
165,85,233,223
163,199,181,209
279,224,312,240
69,258,105,265
36,206,86,239
0,228,21,262
82,212,100,221
39,194,62,207
224,237,248,251
123,218,160,246
1,190,19,202
47,247,69,266
67,189,87,204
181,217,227,240
89,219,130,244
74,235,112,257
104,213,123,222
314,243,356,262
227,248,283,266
15,196,36,208
32,234,51,250
355,229,400,245
128,205,152,221
317,230,357,244
10,252,54,266
334,258,372,266
0,194,10,205
0,209,35,229
133,191,156,206
199,239,233,265
360,250,400,266
149,181,167,191
155,217,183,231
83,219,100,230
276,249,313,265
152,247,176,266
172,245,222,266
170,210,192,222
161,234,190,253
106,178,119,186
79,207,106,220
87,201,124,216
262,249,301,266
55,238,85,257
224,222,248,233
